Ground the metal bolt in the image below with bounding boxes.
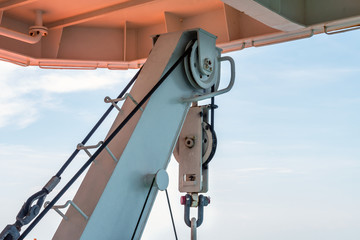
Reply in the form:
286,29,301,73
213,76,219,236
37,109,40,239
185,136,196,148
203,58,213,73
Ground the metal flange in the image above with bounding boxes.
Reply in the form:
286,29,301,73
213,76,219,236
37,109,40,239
29,26,48,37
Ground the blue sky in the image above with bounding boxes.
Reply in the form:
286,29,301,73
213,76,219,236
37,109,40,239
0,30,359,240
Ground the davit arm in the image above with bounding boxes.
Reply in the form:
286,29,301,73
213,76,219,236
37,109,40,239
0,28,235,240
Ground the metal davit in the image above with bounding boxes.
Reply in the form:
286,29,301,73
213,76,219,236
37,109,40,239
0,1,360,239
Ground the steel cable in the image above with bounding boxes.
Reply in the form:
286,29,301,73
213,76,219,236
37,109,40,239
165,189,178,240
19,42,193,240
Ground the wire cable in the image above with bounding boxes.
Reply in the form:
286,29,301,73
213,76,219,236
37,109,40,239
131,178,155,240
19,42,193,240
165,189,178,240
0,67,142,240
56,67,142,177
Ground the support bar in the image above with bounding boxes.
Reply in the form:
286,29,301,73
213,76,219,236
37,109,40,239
44,200,88,221
105,93,144,112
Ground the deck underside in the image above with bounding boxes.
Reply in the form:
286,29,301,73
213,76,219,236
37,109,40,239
0,0,360,68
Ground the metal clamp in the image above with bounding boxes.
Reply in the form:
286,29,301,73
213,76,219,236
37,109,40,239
0,189,48,239
104,93,144,113
0,175,61,240
181,194,210,228
182,56,235,102
45,200,88,221
77,142,102,159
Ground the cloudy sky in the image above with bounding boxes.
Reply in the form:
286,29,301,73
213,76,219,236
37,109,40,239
0,29,359,240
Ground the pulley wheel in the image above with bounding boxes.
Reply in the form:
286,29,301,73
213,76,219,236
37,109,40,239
184,40,218,90
202,121,217,167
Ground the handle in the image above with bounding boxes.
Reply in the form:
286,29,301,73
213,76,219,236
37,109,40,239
182,56,235,102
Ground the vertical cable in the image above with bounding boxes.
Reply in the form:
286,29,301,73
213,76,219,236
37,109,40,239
210,85,215,130
131,178,155,240
165,189,178,240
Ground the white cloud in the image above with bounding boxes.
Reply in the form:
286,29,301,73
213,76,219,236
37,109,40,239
234,167,294,174
236,167,268,172
232,140,257,145
0,143,90,239
33,72,119,93
273,67,360,83
0,62,136,128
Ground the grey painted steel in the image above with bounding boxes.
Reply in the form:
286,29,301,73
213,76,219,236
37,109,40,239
191,218,197,240
0,224,19,240
184,194,210,228
45,200,89,221
104,146,119,163
78,30,212,240
76,142,102,158
182,56,235,102
105,93,144,113
154,169,169,191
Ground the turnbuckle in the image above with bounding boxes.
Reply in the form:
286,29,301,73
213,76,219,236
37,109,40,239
0,176,60,240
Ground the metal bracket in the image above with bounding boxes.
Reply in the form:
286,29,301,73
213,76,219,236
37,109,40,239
77,141,120,163
174,105,217,193
174,107,204,193
104,93,144,113
45,200,88,221
77,142,101,158
182,56,235,102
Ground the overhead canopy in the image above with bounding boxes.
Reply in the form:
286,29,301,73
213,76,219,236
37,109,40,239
0,0,360,69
